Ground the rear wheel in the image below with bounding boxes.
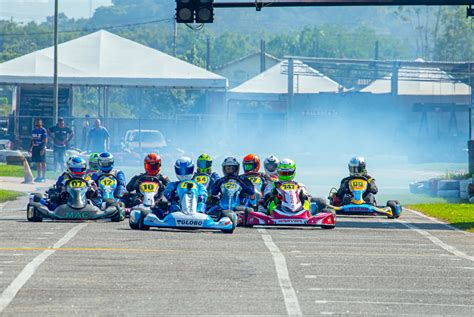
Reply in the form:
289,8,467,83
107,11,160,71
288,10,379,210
243,207,254,228
27,204,42,222
387,200,401,219
139,210,150,230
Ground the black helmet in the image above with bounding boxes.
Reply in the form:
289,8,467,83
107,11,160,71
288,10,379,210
222,156,240,177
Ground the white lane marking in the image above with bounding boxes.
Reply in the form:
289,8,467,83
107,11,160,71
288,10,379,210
258,228,302,317
396,220,474,262
0,223,87,313
305,275,317,279
316,299,474,308
404,208,472,236
300,263,311,266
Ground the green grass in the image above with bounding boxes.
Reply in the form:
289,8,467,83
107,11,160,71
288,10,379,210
0,163,60,179
0,189,23,203
407,203,474,232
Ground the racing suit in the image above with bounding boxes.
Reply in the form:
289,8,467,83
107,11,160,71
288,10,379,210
163,180,208,216
335,174,378,205
240,172,267,207
264,180,310,213
123,173,170,208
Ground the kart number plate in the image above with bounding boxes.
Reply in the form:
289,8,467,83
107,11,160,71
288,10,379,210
100,177,116,187
349,179,367,191
194,175,209,185
280,183,297,191
223,181,239,190
69,179,86,188
248,176,262,185
180,181,197,189
140,182,158,193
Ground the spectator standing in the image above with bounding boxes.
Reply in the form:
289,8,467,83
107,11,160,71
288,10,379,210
81,114,90,149
87,119,110,153
29,118,48,182
49,117,74,172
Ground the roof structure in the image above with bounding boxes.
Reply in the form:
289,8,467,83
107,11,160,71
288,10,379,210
0,30,227,89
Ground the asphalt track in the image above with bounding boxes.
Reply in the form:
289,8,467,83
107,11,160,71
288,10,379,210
0,197,473,316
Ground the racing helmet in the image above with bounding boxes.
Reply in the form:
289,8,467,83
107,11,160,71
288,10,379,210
221,156,240,177
144,153,161,176
88,153,99,171
197,153,212,174
98,152,114,173
348,156,366,177
174,156,194,181
264,155,279,176
277,158,296,182
67,156,87,177
243,154,260,173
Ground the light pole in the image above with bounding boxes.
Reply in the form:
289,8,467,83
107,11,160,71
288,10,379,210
53,0,59,125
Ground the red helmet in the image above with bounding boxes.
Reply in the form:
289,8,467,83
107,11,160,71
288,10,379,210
144,153,161,176
243,154,260,173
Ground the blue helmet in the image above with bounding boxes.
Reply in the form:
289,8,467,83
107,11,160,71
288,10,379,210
66,156,87,177
98,152,114,173
174,156,194,181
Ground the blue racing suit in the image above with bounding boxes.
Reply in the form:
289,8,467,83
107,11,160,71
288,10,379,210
91,169,126,205
163,180,208,214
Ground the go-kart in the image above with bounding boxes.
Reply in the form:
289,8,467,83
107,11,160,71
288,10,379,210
242,181,336,229
129,180,236,233
328,177,402,219
207,177,254,227
27,178,124,222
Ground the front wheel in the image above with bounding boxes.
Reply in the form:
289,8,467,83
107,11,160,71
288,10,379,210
386,200,401,219
139,210,150,230
221,228,235,234
27,204,42,222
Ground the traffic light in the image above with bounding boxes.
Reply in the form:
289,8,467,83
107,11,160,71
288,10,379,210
175,0,214,23
195,0,214,23
176,0,194,23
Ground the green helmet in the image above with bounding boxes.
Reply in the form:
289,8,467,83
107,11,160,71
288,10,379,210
88,152,99,170
197,153,212,174
277,158,296,182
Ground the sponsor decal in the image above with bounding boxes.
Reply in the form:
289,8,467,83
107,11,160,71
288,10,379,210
65,211,89,219
176,219,203,227
274,218,305,224
346,206,371,212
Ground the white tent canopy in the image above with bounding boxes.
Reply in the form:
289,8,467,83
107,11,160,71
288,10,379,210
360,59,470,96
0,30,227,89
228,60,342,100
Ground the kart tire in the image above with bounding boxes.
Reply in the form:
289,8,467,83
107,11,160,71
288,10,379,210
139,210,150,230
387,200,401,219
129,217,139,230
243,207,253,228
27,204,42,222
311,197,327,213
221,228,235,234
111,208,124,222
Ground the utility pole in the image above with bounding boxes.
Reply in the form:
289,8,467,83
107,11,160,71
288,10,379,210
173,20,177,56
206,38,211,70
374,40,379,79
53,0,59,125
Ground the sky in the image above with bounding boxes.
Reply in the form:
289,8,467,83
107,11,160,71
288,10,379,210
0,0,111,22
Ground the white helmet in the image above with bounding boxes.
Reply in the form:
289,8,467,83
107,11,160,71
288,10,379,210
66,156,87,177
264,155,279,176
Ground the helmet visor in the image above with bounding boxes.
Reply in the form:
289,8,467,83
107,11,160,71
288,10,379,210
265,162,278,173
70,166,86,176
197,160,212,169
243,163,257,172
145,162,160,174
349,165,363,175
223,165,238,175
279,170,294,177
